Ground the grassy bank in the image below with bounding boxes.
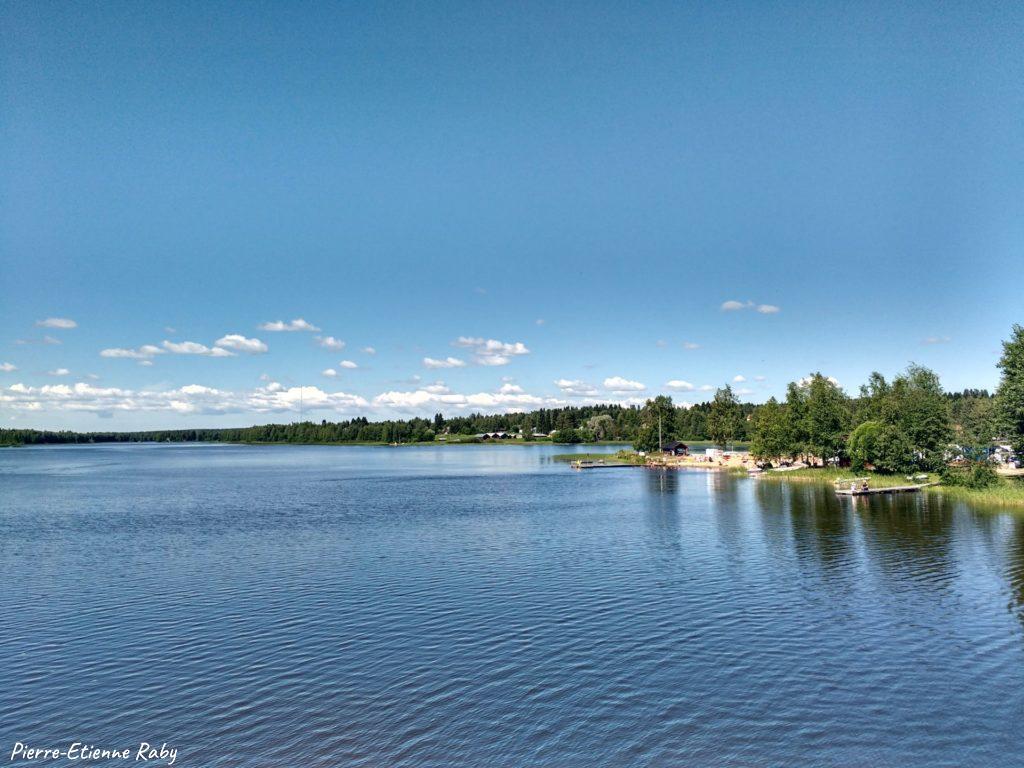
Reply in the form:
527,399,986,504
552,450,645,464
760,467,1024,508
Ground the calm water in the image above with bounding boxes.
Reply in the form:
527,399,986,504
2,444,1023,767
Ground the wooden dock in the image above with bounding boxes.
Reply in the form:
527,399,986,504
834,483,932,496
570,460,636,470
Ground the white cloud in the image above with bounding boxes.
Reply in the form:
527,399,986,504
499,382,524,394
17,336,62,346
36,317,77,329
535,318,545,326
720,300,780,314
164,326,177,334
316,335,346,350
138,360,154,367
798,375,841,387
0,381,367,416
555,379,598,397
721,300,752,311
0,362,18,372
683,341,700,350
214,334,268,354
48,368,71,376
338,360,358,369
101,345,164,359
665,380,695,391
322,368,338,378
699,384,715,392
604,376,646,393
452,337,530,366
754,375,767,382
733,375,746,383
362,346,376,355
162,340,234,357
736,387,755,396
423,356,467,369
423,382,450,394
923,336,951,345
373,386,553,414
259,318,320,332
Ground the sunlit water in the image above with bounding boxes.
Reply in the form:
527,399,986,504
2,443,1023,766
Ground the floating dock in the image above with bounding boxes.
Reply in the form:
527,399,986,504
570,460,636,470
834,481,933,496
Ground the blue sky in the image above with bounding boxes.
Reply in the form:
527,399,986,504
1,1,1021,430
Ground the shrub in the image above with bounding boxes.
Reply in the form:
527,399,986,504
941,460,999,489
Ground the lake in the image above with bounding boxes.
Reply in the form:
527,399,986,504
2,443,1023,766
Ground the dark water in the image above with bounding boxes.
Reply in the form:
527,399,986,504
2,444,1023,767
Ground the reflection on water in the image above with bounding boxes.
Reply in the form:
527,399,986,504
2,445,1024,767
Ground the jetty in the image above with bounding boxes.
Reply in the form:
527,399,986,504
833,477,933,496
570,459,635,470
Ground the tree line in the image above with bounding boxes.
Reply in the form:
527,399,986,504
3,325,1022,462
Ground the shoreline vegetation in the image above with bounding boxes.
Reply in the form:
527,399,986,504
3,323,1021,507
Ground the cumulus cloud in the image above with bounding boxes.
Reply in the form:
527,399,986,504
316,335,346,350
362,346,376,355
666,380,695,391
499,382,524,394
48,368,71,376
373,385,555,413
604,376,646,393
338,360,358,369
0,381,367,416
259,318,320,332
0,362,18,372
424,356,467,369
214,335,268,354
322,369,338,378
101,344,164,359
555,379,598,397
733,375,746,383
162,340,234,357
699,384,715,392
36,317,77,329
452,337,530,366
720,300,780,314
923,336,951,345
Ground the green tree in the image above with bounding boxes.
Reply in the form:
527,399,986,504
633,423,661,452
587,414,615,441
707,385,741,449
848,420,913,473
799,373,850,465
997,324,1024,456
750,397,791,464
640,395,675,447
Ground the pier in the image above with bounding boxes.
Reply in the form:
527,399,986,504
834,478,934,496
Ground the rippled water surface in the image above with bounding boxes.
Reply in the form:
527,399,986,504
3,443,1024,766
